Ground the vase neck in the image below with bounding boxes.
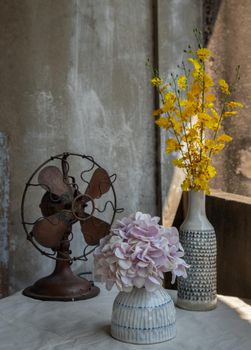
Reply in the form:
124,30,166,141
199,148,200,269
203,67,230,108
187,191,206,217
180,190,214,231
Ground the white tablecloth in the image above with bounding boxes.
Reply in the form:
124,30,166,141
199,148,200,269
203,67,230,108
0,285,251,350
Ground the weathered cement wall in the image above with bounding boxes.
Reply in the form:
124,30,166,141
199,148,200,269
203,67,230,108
207,0,251,196
0,0,232,291
0,0,156,293
158,0,203,225
0,132,9,297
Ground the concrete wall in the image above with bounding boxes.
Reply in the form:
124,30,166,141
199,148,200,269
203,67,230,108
158,0,203,225
206,0,251,196
2,0,247,296
0,0,156,294
0,132,9,297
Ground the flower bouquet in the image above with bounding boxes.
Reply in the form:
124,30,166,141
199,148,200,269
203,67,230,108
150,29,243,193
94,211,188,292
149,29,243,311
94,212,188,344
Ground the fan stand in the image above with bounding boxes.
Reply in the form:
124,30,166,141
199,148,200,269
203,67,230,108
23,233,100,301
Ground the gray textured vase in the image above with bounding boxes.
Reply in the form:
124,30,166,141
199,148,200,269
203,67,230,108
111,287,176,344
176,190,217,311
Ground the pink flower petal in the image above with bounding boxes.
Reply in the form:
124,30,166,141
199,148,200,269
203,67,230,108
145,277,160,292
137,268,147,278
94,211,189,293
114,247,125,259
137,261,148,268
118,259,132,269
133,277,145,288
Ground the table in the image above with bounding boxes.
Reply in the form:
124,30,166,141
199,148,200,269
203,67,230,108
0,285,251,350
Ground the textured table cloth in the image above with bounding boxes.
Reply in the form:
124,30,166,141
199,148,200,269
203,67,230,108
0,285,251,350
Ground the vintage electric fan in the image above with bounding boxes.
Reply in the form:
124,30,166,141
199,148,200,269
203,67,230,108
21,152,122,301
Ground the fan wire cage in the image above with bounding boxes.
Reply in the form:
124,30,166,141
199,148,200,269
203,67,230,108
21,152,123,301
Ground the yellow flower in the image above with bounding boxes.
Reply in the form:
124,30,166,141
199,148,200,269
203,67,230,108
150,77,163,87
188,81,201,98
150,41,241,194
207,102,214,108
155,117,170,129
179,99,187,106
207,165,217,178
205,139,215,148
188,58,201,72
181,178,191,191
216,134,233,143
204,74,213,90
226,101,244,109
219,79,230,95
152,108,162,116
172,158,185,168
197,48,211,61
205,139,221,152
159,83,169,92
210,108,220,120
185,128,199,142
162,92,176,112
172,119,183,134
166,138,181,154
206,119,219,130
162,102,176,113
194,174,209,191
177,76,187,90
223,111,238,117
211,143,225,154
164,91,176,102
189,128,199,137
180,100,197,120
188,58,203,80
198,112,211,123
205,94,216,109
205,94,216,103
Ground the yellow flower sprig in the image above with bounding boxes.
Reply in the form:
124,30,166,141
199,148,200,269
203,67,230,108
150,41,243,193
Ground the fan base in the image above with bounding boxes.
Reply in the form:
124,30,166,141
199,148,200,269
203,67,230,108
23,231,101,301
23,283,99,301
23,260,100,301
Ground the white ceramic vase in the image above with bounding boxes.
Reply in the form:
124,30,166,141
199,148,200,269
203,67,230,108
111,286,176,344
176,190,217,311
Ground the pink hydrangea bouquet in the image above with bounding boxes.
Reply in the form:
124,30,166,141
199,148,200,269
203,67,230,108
94,212,189,292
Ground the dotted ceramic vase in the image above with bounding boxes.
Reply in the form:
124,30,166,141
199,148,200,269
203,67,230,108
111,286,176,344
176,190,217,311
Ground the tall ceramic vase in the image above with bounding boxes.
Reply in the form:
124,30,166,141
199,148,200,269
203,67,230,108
111,287,176,344
176,190,217,311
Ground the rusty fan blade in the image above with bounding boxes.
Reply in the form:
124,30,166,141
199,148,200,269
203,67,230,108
85,168,111,199
80,216,110,246
40,191,73,217
32,212,74,249
38,166,72,197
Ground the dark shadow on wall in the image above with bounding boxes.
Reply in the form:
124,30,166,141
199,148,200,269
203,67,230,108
203,0,223,46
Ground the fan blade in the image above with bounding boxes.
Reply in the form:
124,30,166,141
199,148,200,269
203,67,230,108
85,168,111,199
80,216,110,246
40,191,72,217
32,212,73,249
38,166,72,197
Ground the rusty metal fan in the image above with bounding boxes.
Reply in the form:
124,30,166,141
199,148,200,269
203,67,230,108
21,153,122,301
